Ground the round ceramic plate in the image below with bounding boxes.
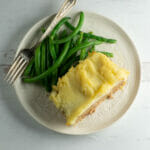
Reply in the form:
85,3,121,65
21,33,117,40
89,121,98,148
14,11,141,135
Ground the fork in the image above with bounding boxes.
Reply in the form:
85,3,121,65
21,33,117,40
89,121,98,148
5,0,76,85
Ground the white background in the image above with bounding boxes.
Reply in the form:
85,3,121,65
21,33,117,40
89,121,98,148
0,0,150,149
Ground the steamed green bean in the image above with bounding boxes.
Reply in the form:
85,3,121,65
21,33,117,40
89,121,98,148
54,12,84,44
23,41,70,82
65,21,117,43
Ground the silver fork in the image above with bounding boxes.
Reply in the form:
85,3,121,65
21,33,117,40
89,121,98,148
5,0,76,85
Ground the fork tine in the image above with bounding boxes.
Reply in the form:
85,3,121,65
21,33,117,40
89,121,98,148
13,63,28,84
6,57,25,83
4,56,21,81
10,61,27,85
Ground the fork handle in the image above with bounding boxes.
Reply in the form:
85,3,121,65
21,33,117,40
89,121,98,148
38,0,76,43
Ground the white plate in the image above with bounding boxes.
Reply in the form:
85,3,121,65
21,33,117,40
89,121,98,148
14,11,141,135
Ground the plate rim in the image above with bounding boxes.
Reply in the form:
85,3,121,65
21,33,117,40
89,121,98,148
14,10,141,135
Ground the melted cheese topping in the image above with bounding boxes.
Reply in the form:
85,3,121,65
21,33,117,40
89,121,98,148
50,52,129,125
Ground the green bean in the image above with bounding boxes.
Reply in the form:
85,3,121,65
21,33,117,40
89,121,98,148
81,32,93,55
65,21,117,43
45,39,52,91
51,70,58,85
98,51,114,57
30,65,35,77
50,17,70,39
84,34,116,43
23,57,34,76
35,45,41,75
70,40,74,48
49,36,58,85
51,68,58,85
57,30,68,53
77,32,83,45
87,32,95,52
54,12,84,44
80,48,87,60
59,29,68,38
23,40,71,83
38,40,48,85
80,38,89,60
41,42,46,73
54,34,59,56
89,44,95,53
64,40,103,63
49,18,70,62
46,38,51,67
90,45,95,52
70,34,78,48
55,44,59,56
65,21,74,30
49,37,57,62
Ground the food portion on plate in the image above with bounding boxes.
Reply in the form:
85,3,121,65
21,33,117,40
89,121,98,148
50,52,129,125
22,12,129,125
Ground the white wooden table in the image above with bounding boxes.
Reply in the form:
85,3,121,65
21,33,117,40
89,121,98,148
0,0,150,149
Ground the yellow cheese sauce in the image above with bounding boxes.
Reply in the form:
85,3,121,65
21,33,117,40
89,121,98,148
50,52,129,125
